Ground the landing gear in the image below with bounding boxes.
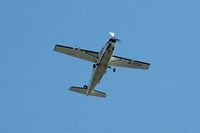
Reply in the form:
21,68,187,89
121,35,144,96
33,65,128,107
83,85,88,89
93,64,96,68
108,66,116,72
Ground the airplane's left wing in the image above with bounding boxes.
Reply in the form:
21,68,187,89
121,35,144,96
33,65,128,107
109,55,150,70
54,45,99,63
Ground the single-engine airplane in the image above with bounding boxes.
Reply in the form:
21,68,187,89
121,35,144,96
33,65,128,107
54,32,150,98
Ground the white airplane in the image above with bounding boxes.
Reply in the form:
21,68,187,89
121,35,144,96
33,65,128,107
54,32,150,98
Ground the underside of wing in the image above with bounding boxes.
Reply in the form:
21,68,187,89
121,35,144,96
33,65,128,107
109,55,150,70
54,44,99,63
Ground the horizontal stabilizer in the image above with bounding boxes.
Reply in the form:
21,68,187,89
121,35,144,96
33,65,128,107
69,86,87,95
69,86,107,98
89,90,107,97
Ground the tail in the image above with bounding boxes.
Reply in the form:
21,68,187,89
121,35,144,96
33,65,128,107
69,86,107,98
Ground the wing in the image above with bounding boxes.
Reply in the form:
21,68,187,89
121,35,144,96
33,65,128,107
109,55,150,70
54,44,99,63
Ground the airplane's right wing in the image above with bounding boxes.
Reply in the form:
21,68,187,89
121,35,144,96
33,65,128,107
109,55,150,70
54,44,99,63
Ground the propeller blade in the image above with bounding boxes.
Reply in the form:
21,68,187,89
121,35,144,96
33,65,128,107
109,32,121,42
116,38,121,42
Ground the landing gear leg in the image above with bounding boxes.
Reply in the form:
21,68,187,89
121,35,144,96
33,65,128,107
108,66,116,72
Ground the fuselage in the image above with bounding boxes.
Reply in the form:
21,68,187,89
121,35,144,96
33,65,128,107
86,38,116,95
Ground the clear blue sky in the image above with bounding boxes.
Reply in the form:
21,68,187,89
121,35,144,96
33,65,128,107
1,0,200,133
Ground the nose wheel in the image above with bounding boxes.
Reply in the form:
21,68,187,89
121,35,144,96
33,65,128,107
93,64,96,68
83,85,88,89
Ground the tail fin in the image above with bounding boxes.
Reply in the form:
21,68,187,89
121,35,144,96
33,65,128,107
69,86,107,98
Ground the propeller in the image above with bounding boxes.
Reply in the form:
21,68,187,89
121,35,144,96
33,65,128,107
109,32,121,42
109,32,115,38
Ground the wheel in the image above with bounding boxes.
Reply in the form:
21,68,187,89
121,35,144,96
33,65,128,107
93,64,96,68
83,85,88,89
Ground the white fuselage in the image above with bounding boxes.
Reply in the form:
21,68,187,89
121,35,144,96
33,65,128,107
86,39,116,95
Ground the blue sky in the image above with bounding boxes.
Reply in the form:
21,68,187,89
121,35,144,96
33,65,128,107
0,0,200,133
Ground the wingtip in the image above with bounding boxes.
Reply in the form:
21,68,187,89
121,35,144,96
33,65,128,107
53,45,57,51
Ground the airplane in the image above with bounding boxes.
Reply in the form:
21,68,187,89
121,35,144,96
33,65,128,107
54,32,150,98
